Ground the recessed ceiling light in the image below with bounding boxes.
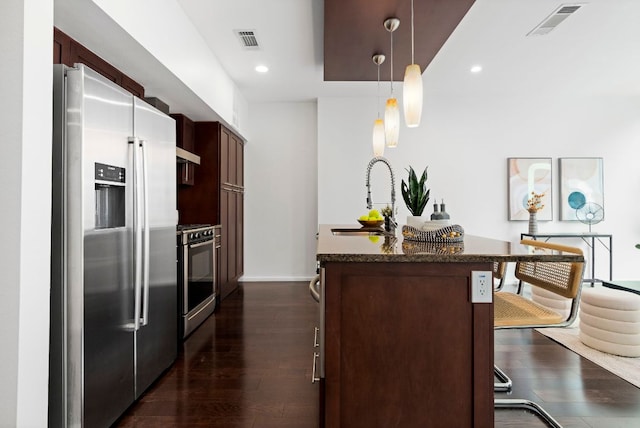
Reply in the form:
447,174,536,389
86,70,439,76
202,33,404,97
255,65,269,73
470,65,483,73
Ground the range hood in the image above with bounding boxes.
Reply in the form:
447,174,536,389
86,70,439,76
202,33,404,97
176,147,200,165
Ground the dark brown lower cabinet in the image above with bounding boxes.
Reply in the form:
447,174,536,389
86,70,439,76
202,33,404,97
321,262,494,427
220,187,244,300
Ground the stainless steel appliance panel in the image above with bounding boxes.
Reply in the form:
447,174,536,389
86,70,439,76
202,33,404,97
132,98,177,396
70,64,136,428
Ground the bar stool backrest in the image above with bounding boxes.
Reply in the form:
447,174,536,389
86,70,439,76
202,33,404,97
516,239,584,299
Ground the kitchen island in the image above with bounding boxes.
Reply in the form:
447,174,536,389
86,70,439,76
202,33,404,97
315,225,583,428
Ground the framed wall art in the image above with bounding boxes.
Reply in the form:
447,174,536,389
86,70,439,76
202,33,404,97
507,157,553,221
559,157,604,221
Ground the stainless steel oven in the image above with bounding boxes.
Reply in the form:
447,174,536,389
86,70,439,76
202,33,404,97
177,224,221,338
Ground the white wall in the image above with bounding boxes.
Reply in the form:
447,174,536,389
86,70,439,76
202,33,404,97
243,102,318,281
0,0,53,425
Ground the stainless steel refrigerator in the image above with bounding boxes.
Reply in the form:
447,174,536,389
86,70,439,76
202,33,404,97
50,64,177,427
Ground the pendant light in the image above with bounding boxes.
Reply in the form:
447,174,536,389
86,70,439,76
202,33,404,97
372,54,386,157
403,0,423,127
384,18,400,148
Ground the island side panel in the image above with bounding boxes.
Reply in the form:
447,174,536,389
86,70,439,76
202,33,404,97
323,261,493,428
474,289,494,427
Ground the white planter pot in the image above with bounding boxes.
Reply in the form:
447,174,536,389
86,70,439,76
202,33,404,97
406,216,426,228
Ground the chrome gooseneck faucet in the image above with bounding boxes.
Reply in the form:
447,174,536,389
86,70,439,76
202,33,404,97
365,156,396,226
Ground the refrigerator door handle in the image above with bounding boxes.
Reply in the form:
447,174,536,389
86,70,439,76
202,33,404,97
130,137,143,331
140,139,150,327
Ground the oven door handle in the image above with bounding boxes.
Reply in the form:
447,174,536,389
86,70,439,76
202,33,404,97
189,240,213,249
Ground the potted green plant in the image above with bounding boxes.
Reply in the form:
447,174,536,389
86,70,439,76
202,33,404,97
401,166,430,227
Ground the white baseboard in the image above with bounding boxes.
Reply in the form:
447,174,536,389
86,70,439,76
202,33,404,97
239,275,315,282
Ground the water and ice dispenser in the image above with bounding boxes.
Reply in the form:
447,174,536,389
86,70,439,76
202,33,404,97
94,162,126,229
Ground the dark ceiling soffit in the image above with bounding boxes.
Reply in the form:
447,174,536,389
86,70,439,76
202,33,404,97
324,0,475,82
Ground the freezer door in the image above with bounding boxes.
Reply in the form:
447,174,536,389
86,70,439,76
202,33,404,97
65,64,136,428
132,97,178,397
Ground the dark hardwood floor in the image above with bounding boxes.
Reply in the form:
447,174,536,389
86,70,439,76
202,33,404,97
116,282,640,428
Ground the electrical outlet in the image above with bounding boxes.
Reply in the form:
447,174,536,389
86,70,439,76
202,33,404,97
471,271,493,303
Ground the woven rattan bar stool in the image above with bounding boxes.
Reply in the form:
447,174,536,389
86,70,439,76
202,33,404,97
494,239,585,428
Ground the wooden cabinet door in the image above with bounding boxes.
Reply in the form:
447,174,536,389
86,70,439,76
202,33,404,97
220,125,243,187
220,188,240,300
227,190,237,281
70,42,120,84
220,189,230,287
236,191,244,276
220,127,230,185
228,133,238,186
235,137,244,187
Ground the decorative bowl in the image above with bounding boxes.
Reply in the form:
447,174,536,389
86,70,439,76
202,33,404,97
358,219,384,228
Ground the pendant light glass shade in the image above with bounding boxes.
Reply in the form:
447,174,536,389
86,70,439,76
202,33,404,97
372,118,385,156
403,64,423,127
403,0,423,127
384,98,400,148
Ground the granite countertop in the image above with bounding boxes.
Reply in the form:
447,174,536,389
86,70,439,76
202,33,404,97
316,224,585,264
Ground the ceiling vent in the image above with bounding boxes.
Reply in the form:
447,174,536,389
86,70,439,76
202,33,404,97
234,30,260,49
527,4,582,36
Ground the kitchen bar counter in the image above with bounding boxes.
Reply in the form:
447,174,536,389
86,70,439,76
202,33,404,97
315,224,583,428
317,224,584,264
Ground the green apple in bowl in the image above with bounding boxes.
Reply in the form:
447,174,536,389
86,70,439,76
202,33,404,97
358,209,384,227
